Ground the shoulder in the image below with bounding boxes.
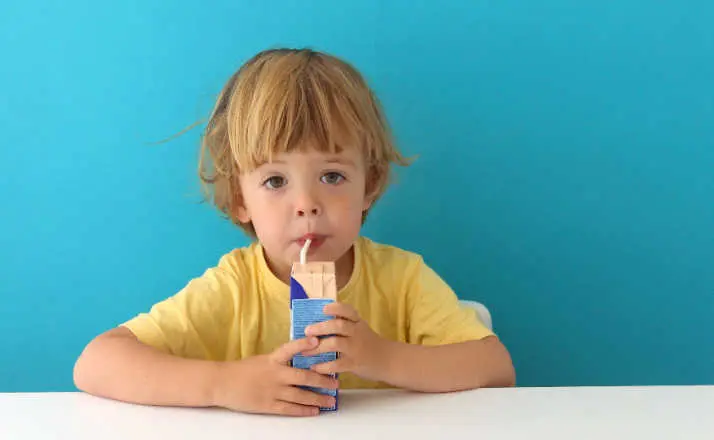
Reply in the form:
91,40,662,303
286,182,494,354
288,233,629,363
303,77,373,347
356,237,455,292
357,236,425,275
214,241,262,274
190,241,263,290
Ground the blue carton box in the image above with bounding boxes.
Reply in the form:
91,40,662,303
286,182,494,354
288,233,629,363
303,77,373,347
290,262,338,411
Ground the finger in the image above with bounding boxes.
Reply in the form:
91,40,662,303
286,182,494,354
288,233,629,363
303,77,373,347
271,337,319,364
282,366,339,390
305,319,354,337
311,358,351,375
278,386,336,409
323,302,360,322
268,400,320,417
301,336,347,356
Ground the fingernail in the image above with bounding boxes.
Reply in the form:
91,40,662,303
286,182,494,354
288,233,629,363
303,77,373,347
307,336,318,345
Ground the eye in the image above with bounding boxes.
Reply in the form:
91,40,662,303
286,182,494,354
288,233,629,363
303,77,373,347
321,172,345,185
263,175,286,189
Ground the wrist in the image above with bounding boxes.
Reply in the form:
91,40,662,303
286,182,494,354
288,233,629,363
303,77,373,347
379,338,407,385
203,360,229,407
378,340,435,390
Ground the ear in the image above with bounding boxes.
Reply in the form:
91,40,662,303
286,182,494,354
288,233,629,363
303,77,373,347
363,166,383,211
232,191,251,224
362,190,376,211
235,204,251,224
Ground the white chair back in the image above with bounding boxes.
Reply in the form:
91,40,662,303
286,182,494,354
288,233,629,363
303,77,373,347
460,300,493,331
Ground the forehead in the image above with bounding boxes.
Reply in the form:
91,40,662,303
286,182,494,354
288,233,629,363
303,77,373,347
259,146,365,167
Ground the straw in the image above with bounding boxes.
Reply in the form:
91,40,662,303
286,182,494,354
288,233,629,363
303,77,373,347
300,239,312,265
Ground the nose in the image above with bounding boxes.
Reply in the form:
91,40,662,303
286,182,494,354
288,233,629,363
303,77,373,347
294,185,322,218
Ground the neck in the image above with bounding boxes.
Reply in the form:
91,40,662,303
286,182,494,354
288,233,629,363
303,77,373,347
334,246,355,290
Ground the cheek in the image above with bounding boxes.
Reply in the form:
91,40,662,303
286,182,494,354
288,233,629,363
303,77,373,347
332,192,366,221
248,197,286,231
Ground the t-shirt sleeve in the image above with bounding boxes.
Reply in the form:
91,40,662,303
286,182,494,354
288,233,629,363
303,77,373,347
120,256,239,361
407,260,494,345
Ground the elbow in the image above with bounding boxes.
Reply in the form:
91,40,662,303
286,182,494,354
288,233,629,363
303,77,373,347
477,360,516,389
73,341,96,393
72,326,139,396
498,362,517,388
73,355,88,392
477,337,517,389
73,330,119,394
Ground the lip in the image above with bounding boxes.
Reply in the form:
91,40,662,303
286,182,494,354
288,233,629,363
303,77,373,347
296,234,327,249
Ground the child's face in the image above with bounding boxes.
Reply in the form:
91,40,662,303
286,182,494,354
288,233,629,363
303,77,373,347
236,147,372,279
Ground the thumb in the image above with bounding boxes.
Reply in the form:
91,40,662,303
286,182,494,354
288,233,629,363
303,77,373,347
271,337,319,364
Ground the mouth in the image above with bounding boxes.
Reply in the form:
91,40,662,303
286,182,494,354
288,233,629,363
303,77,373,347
296,234,327,250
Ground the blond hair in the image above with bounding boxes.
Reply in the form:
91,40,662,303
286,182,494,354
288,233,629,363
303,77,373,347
199,48,410,237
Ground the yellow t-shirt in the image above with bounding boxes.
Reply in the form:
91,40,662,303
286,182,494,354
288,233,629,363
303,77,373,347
121,236,493,389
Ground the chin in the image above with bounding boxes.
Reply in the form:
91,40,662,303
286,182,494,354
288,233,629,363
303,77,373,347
325,243,354,263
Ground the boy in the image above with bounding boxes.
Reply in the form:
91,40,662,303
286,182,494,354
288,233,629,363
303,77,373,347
74,48,515,417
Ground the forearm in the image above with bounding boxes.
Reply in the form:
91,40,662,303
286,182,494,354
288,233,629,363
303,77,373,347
383,337,516,392
73,327,221,407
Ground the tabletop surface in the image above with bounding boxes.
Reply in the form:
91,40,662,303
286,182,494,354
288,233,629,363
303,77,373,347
1,386,712,439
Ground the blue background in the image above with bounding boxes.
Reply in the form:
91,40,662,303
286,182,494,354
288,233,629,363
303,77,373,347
1,1,712,391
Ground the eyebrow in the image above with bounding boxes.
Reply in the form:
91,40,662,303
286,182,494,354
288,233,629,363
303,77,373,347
325,157,356,167
258,156,357,167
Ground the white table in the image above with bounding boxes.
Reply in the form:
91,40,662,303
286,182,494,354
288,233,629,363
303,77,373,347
1,386,712,439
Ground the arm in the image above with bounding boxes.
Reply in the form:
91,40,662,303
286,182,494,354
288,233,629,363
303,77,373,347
74,327,337,415
73,326,220,407
382,336,516,392
396,260,515,391
305,257,516,392
74,258,238,407
75,254,336,416
305,304,515,393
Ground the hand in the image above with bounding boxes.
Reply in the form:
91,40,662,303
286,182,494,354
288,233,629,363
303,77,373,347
302,302,392,383
210,337,339,416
